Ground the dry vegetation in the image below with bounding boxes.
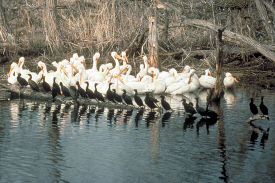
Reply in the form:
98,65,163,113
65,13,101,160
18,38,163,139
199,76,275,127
1,0,275,80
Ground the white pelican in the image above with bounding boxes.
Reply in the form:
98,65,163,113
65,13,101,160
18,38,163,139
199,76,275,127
163,68,179,87
16,57,42,83
52,61,63,86
8,61,31,82
109,52,124,76
137,56,150,81
120,66,149,94
147,68,166,94
165,67,192,94
165,80,184,94
18,57,43,84
188,69,200,92
87,52,100,79
136,64,145,81
7,62,19,84
121,65,138,83
38,61,55,87
171,69,198,95
59,59,71,74
177,65,194,80
112,73,134,95
140,75,152,85
74,65,88,85
199,69,216,89
90,63,112,83
223,72,238,89
119,51,129,74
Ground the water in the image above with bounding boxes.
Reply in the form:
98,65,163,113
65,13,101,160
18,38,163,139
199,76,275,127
0,87,274,182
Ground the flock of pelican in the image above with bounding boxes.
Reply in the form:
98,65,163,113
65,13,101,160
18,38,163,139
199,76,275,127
6,51,239,102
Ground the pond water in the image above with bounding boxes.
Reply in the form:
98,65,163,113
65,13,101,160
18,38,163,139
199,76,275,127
0,87,274,182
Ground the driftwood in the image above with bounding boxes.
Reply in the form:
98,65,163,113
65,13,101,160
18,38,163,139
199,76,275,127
246,114,269,124
247,115,270,135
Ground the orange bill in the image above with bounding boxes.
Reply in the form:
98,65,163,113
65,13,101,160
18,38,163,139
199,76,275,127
123,55,129,64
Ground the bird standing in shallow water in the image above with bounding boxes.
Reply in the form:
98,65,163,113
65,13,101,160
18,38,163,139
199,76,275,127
259,96,269,120
133,89,144,108
205,103,218,120
160,95,172,112
145,92,158,111
249,98,258,117
52,77,61,101
195,98,207,117
181,99,196,115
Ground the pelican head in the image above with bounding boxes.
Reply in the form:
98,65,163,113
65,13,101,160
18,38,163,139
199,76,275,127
7,62,18,77
73,53,79,60
38,61,46,71
93,52,100,62
143,56,149,64
105,63,113,69
169,68,177,77
121,51,129,63
18,57,25,67
61,59,69,66
205,69,212,76
182,65,191,73
189,69,196,76
52,61,58,68
226,72,238,82
111,51,123,60
225,72,231,77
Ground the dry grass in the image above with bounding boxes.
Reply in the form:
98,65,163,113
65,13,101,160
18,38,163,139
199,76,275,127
1,0,272,72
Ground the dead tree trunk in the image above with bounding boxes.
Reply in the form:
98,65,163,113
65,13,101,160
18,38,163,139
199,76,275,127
212,28,225,101
43,0,61,54
0,0,15,51
148,16,160,70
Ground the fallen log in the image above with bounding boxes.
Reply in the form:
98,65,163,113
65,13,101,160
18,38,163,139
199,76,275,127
247,114,270,134
182,19,275,62
157,2,275,62
246,114,269,124
4,84,137,110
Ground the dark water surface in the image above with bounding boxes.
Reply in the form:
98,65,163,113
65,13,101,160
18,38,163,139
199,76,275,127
0,87,274,182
